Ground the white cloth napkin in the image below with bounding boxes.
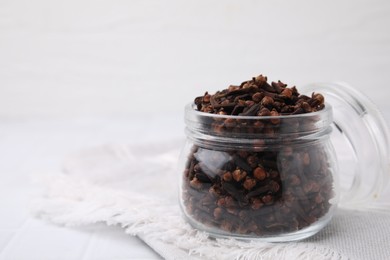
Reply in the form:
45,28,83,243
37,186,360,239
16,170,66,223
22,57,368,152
31,141,390,260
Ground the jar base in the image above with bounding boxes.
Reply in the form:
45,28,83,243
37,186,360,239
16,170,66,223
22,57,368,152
183,209,334,242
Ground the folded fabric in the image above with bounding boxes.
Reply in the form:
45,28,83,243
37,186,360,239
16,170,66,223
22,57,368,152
31,142,390,260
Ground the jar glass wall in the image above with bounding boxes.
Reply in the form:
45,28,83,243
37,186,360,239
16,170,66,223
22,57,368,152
178,103,339,241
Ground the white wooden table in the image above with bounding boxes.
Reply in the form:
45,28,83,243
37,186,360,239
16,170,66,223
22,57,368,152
1,112,389,259
0,116,185,259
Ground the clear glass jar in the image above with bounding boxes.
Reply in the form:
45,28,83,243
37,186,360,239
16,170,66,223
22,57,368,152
178,83,390,242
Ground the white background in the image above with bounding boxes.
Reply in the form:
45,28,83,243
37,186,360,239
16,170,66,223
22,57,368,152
0,1,390,259
1,0,390,118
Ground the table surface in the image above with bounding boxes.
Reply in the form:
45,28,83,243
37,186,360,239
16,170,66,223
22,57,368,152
1,112,390,260
0,116,186,260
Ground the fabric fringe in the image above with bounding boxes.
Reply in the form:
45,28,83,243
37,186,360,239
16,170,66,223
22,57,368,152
31,172,348,260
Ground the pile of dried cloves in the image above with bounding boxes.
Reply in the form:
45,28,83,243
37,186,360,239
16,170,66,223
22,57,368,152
194,74,324,116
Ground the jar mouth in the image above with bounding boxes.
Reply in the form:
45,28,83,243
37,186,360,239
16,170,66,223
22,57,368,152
185,102,333,142
185,102,332,121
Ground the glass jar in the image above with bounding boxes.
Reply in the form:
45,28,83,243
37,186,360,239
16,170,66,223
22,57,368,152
178,83,390,242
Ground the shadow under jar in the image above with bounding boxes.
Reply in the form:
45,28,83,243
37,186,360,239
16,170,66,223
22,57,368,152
179,103,339,242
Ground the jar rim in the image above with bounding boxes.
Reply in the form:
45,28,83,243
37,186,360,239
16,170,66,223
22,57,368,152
185,102,332,121
184,101,334,147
